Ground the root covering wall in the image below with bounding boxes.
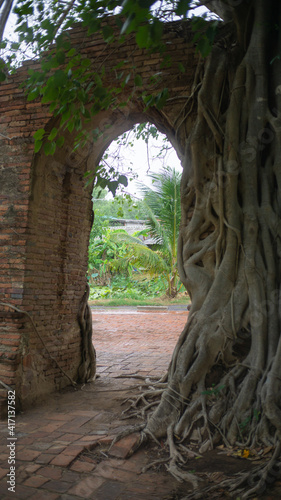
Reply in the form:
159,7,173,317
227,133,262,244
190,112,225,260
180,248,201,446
0,19,197,413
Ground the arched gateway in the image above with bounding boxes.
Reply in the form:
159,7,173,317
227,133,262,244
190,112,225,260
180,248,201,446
0,19,197,413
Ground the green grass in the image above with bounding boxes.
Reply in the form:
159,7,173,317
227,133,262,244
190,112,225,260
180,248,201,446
89,293,190,307
88,274,191,307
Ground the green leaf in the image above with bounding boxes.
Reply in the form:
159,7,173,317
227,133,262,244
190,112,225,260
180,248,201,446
44,141,56,156
67,120,75,133
118,175,128,187
34,128,45,141
136,25,150,48
49,101,58,113
134,74,142,86
67,48,76,57
0,71,6,82
11,42,20,50
34,139,42,153
151,19,163,44
81,58,91,68
178,62,185,73
53,69,67,86
102,25,114,42
56,50,66,65
108,180,119,196
48,127,58,141
175,0,191,17
94,74,103,87
27,88,39,101
56,136,65,148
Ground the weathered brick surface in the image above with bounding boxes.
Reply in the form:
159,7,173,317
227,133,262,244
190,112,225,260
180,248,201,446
0,18,197,414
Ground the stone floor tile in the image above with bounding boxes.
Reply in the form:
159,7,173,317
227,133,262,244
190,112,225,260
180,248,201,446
59,495,82,500
29,490,59,499
67,476,106,497
46,414,74,421
50,453,77,467
0,479,9,497
93,462,137,482
47,444,66,454
3,483,38,499
35,466,63,480
35,454,57,465
23,475,49,487
0,468,8,480
70,460,96,473
56,433,80,443
94,479,125,500
61,470,81,483
22,464,42,474
62,444,84,456
16,449,42,461
29,442,53,451
42,479,71,493
38,422,66,433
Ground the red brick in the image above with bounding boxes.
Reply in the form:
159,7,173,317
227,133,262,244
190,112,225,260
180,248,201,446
93,462,136,482
109,433,141,459
0,468,8,480
36,466,62,480
43,479,71,494
23,464,41,474
16,449,42,461
23,475,49,487
70,460,97,472
93,480,125,499
35,454,57,465
68,476,106,498
61,444,84,457
50,453,77,467
29,492,59,500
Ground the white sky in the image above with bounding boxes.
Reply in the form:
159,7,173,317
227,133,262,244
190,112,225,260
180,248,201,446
104,132,182,199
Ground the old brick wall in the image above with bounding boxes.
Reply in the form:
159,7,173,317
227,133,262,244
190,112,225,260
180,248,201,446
0,19,197,414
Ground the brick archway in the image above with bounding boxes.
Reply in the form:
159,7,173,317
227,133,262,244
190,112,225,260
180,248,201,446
0,20,197,413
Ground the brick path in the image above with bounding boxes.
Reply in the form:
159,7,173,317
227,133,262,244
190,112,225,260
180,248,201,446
0,309,188,499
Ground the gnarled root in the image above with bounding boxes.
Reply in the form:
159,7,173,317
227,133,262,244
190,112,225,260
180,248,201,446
182,445,281,499
77,283,96,383
166,424,205,489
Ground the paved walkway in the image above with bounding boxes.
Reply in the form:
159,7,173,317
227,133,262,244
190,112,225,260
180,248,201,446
0,309,188,499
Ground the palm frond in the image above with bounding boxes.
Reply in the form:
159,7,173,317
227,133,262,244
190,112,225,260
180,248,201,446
137,165,181,261
126,243,170,275
108,231,146,246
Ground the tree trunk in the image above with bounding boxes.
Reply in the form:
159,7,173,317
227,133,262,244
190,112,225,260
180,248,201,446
141,1,281,495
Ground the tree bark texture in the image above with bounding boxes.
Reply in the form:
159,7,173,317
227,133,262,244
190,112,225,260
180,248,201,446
142,1,281,494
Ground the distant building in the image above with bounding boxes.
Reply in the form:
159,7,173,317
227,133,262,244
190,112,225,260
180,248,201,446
108,218,146,234
108,219,158,246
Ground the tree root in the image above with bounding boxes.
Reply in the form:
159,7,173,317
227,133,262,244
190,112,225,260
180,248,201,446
181,444,281,499
141,457,170,473
108,423,148,457
120,376,167,422
166,425,205,488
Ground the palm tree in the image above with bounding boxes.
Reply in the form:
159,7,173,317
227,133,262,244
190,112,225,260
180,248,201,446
140,166,181,296
110,165,182,296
